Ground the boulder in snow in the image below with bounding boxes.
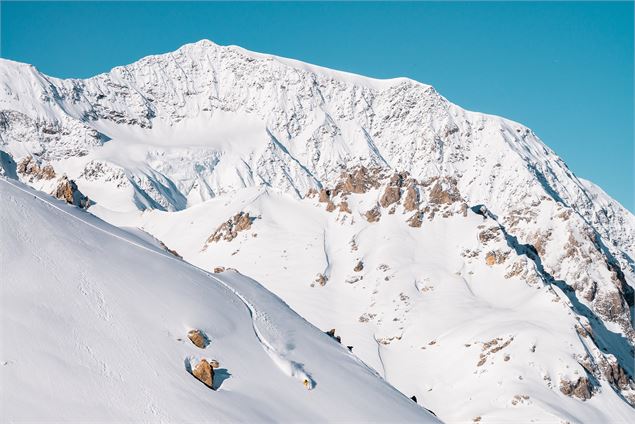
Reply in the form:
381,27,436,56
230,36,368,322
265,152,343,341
52,176,88,208
187,329,209,349
192,359,215,389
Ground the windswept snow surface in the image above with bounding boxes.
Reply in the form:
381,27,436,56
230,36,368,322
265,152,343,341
0,178,437,423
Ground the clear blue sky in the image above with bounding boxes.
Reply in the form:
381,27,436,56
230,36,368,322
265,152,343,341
1,1,633,210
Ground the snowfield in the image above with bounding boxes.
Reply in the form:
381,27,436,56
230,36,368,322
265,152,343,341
100,183,635,423
1,39,634,422
0,178,438,422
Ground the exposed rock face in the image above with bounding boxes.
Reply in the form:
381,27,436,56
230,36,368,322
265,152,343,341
159,241,182,259
380,186,401,208
594,290,628,322
334,167,381,195
485,250,508,266
318,189,331,203
192,359,214,389
52,176,88,207
599,356,630,390
354,261,364,272
478,227,501,244
326,328,342,343
460,203,468,217
365,206,381,223
407,212,423,228
17,155,56,181
560,377,592,400
379,172,407,208
428,177,461,205
339,201,351,213
187,329,209,349
316,167,469,228
403,185,419,212
207,212,254,243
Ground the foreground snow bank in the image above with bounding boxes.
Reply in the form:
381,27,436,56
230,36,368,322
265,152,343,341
0,178,437,423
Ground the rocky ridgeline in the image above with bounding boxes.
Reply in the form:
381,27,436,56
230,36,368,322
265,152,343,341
308,165,635,405
307,166,469,227
52,176,89,208
204,212,255,246
17,155,56,181
571,317,635,404
474,217,635,404
14,155,89,208
501,198,635,346
79,160,129,188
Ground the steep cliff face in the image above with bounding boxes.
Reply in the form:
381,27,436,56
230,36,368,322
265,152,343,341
1,39,633,421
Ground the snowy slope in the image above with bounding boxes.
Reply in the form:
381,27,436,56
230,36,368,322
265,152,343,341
102,177,635,423
1,39,634,422
0,177,438,422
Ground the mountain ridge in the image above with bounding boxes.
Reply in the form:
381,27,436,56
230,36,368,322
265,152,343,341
1,39,634,422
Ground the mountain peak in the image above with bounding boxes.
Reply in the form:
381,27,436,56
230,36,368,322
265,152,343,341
1,39,635,423
128,38,423,92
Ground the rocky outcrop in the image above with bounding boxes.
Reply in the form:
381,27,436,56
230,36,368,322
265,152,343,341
207,212,254,243
318,189,331,203
599,356,630,391
403,185,419,212
187,329,209,349
427,177,461,205
315,273,328,286
407,212,423,228
326,328,341,343
315,167,470,228
478,226,501,244
354,261,364,272
334,167,382,195
365,206,381,223
159,241,182,259
379,172,409,208
380,186,401,208
559,377,592,400
192,359,215,389
52,176,88,208
485,250,508,266
17,155,56,181
338,201,351,213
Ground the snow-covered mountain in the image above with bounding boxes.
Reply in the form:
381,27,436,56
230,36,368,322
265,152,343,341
0,178,438,422
1,39,633,422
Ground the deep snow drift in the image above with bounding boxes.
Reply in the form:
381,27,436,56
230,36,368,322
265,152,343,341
0,178,437,422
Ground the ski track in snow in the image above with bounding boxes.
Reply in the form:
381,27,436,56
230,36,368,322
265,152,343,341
374,335,387,380
0,177,315,389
